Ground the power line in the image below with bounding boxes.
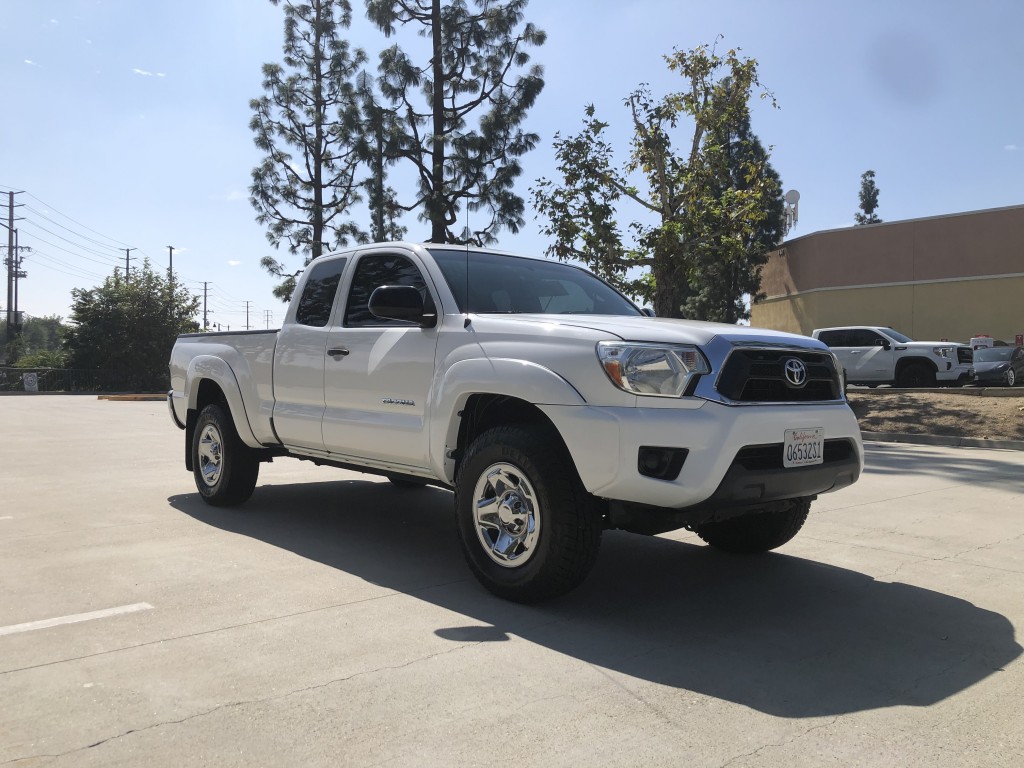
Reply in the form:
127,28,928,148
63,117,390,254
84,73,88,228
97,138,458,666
17,218,123,262
22,204,130,254
20,190,132,249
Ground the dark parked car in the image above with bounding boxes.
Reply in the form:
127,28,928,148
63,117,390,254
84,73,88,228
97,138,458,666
970,346,1024,387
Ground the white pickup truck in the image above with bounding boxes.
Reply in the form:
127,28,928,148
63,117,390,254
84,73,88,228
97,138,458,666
168,243,863,601
811,326,973,388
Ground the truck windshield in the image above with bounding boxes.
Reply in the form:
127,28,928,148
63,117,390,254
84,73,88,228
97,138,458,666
430,249,642,316
882,328,914,343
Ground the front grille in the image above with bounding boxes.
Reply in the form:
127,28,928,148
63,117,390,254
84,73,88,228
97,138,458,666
716,348,841,403
734,439,856,471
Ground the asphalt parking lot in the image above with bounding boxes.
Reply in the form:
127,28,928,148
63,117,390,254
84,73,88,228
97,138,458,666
2,396,1022,767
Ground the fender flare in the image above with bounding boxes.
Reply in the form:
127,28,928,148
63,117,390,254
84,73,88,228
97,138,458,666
185,355,261,448
428,357,586,483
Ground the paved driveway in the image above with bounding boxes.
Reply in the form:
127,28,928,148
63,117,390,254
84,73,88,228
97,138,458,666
2,397,1022,766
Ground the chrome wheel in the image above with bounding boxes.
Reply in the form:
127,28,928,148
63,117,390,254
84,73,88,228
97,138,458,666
1007,369,1016,387
197,423,223,487
472,462,541,568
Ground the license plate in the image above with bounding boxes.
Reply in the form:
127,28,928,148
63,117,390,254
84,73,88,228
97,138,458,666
783,428,824,468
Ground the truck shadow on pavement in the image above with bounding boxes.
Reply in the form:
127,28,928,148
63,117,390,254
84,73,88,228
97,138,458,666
169,479,1021,719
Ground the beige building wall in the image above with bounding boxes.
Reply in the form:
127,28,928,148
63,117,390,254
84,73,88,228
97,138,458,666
752,205,1024,343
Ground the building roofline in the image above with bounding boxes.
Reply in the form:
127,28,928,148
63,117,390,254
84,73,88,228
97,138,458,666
779,202,1024,248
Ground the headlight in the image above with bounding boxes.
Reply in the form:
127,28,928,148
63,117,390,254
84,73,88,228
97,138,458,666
597,342,710,397
933,346,953,358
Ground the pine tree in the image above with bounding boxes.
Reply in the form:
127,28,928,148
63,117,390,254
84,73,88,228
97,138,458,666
250,0,367,300
854,170,882,225
366,0,546,244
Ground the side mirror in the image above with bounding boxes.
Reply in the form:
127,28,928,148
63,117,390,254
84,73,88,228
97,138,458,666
876,339,891,351
368,285,436,327
641,307,656,317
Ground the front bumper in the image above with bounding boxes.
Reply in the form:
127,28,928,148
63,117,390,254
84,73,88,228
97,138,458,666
971,370,1011,385
936,363,973,383
540,400,864,510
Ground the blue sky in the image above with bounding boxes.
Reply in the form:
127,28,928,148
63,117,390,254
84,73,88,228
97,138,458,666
2,0,1022,324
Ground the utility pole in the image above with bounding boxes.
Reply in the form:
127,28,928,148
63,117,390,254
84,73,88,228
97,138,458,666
244,300,252,331
167,245,175,320
202,282,210,329
264,309,273,329
123,247,136,277
12,230,31,330
5,191,25,346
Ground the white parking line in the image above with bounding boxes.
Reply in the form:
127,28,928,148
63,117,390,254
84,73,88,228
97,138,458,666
0,603,154,637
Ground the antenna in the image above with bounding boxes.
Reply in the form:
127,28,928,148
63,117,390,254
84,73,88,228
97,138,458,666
464,199,471,327
783,189,800,234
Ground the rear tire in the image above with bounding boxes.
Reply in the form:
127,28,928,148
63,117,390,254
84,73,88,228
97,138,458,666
455,425,601,602
896,362,935,388
694,498,811,554
192,404,259,507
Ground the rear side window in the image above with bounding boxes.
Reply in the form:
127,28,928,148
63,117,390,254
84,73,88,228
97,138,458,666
295,258,346,327
817,330,847,347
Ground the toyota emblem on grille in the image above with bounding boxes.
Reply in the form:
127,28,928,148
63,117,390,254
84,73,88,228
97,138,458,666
783,358,808,388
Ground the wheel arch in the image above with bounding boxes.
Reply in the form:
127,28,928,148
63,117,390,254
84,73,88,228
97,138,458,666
429,357,587,485
183,357,261,467
895,356,938,375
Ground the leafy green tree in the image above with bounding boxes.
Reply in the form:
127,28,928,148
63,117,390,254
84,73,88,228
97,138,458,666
1,314,67,365
63,262,200,391
366,0,546,244
854,169,882,225
532,42,781,320
683,108,784,322
250,0,368,301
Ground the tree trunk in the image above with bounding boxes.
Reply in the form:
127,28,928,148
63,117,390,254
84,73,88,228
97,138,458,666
429,0,446,243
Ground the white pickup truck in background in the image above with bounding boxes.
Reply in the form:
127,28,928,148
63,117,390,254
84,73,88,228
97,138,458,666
169,242,863,601
812,326,973,388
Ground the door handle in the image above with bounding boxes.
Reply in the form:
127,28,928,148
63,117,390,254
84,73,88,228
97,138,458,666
327,347,350,357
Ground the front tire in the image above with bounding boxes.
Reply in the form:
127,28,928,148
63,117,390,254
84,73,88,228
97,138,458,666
694,498,811,554
192,404,259,507
1007,368,1016,387
455,425,601,602
896,363,935,388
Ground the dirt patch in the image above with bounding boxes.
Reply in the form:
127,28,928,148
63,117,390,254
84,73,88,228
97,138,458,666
846,390,1024,441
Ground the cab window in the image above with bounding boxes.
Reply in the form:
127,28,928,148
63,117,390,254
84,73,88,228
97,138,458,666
343,253,434,327
295,258,346,327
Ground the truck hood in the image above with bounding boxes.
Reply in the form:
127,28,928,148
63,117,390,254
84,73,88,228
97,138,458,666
509,314,827,350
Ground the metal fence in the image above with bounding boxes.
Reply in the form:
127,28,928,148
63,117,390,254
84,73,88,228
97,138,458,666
0,367,164,394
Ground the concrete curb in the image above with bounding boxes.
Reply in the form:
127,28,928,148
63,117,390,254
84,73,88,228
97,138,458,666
848,387,1023,398
862,431,1024,451
97,395,165,402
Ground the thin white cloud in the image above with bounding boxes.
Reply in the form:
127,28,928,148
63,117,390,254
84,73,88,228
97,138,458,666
226,190,247,202
50,18,58,24
132,68,166,78
24,59,41,67
228,260,242,267
1005,144,1019,152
